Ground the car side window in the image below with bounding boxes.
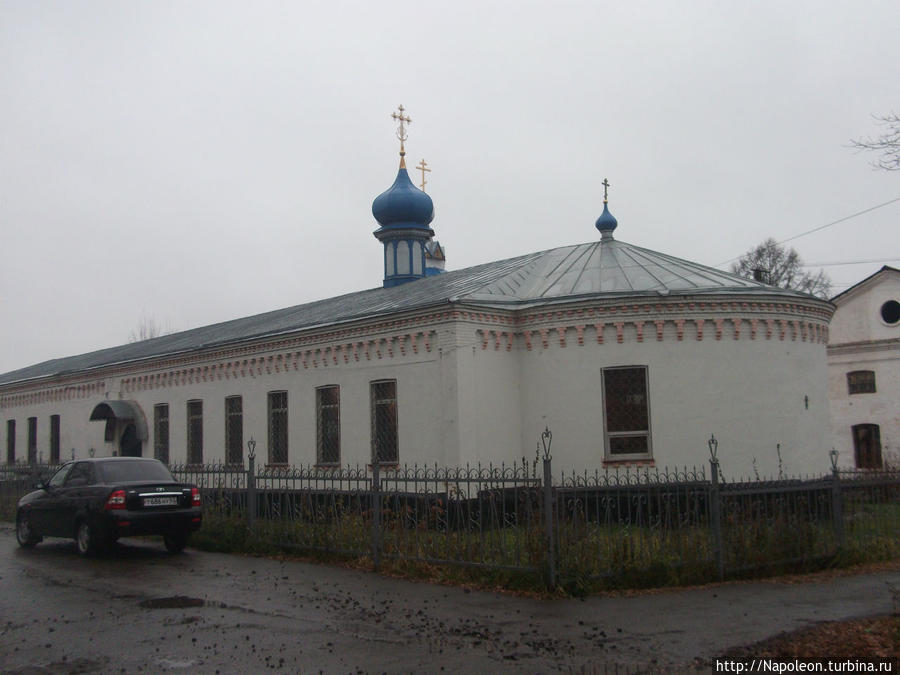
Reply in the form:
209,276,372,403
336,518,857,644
64,462,94,487
48,463,74,488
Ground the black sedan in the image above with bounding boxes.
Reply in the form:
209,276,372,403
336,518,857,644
15,457,202,556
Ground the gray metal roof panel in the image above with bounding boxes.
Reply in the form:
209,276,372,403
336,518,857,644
0,239,810,386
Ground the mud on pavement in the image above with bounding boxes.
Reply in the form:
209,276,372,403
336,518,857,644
1,527,897,673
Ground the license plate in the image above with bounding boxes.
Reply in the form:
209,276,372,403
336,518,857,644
143,496,178,507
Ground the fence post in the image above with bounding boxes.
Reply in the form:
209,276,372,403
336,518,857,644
830,449,845,549
247,438,257,531
371,462,382,572
541,427,557,589
708,434,724,581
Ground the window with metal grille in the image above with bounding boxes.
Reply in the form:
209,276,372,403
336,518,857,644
49,415,60,464
371,380,398,464
225,396,243,465
154,404,169,463
27,417,37,464
187,400,203,465
852,423,882,469
268,391,288,465
602,366,652,459
847,370,876,395
6,420,14,465
316,386,340,465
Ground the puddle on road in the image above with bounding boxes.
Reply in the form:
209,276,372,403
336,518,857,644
139,596,205,609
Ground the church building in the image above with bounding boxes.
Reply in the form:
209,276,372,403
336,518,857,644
1,110,835,477
827,266,899,469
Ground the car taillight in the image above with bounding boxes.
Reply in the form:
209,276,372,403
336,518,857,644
105,490,126,510
191,487,201,507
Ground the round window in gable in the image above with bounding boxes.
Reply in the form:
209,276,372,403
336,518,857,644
881,300,900,325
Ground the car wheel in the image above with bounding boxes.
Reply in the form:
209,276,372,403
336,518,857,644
76,520,103,557
163,533,187,553
16,512,41,548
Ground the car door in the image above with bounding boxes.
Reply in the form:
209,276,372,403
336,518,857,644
46,462,94,538
27,462,73,536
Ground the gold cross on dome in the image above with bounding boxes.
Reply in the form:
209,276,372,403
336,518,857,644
602,178,611,204
391,105,412,156
416,159,431,191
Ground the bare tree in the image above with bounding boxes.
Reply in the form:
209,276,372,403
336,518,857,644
731,238,832,299
128,315,173,343
851,112,900,171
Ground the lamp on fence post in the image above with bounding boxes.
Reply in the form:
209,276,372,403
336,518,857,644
829,448,846,548
540,426,557,589
246,437,257,531
707,433,724,581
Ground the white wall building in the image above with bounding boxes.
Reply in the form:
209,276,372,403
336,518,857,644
827,266,900,469
1,146,836,478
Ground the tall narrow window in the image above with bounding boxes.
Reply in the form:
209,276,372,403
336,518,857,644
154,404,170,464
316,386,340,465
847,370,876,395
602,366,652,459
371,380,398,464
187,400,203,465
27,417,37,464
852,424,882,469
6,420,14,465
225,396,243,465
268,391,288,465
49,415,60,465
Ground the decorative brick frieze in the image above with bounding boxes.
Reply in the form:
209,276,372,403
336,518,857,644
3,292,833,404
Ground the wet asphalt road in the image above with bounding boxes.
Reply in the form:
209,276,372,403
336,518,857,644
1,525,898,674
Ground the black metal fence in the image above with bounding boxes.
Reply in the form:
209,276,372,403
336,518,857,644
2,441,899,588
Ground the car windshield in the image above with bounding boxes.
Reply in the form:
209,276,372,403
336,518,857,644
97,460,175,484
47,463,74,488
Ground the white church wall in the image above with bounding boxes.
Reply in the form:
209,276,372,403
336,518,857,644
828,350,900,467
460,327,524,467
2,302,834,479
515,312,832,479
828,273,900,344
827,270,900,469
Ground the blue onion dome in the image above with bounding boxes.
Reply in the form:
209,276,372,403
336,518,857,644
595,202,618,236
372,165,435,230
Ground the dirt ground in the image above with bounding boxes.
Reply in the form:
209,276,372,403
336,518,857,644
722,614,899,663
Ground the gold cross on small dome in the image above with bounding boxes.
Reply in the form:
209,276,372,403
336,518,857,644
416,159,431,191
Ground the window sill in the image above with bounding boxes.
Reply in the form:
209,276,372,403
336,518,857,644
602,458,655,468
367,463,400,472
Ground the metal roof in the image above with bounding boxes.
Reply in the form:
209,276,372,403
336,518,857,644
0,238,807,387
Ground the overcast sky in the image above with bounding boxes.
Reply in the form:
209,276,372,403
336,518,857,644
1,0,898,376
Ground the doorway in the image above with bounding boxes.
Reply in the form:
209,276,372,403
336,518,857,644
120,423,143,457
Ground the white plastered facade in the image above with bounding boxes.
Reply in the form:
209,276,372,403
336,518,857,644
2,294,833,479
827,268,900,469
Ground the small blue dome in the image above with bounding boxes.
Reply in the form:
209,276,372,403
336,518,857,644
595,202,618,234
372,166,434,230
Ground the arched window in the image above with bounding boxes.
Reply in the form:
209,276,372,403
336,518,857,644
396,241,410,275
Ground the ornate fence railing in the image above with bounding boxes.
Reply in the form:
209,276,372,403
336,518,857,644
2,447,899,588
